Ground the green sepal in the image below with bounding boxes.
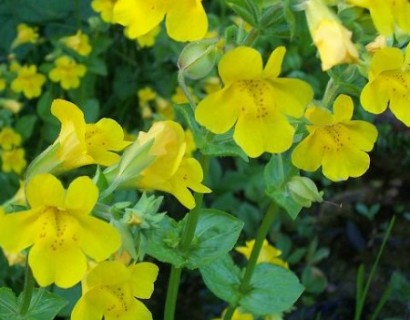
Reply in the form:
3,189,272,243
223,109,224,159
264,154,302,219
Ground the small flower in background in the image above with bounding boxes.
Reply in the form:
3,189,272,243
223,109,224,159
365,35,387,54
136,121,211,209
135,26,161,48
91,0,118,23
61,30,92,56
138,86,157,104
202,76,222,94
195,46,313,158
155,97,175,120
0,127,21,150
10,64,46,99
49,56,87,90
113,0,208,42
348,0,410,36
11,23,39,49
0,99,23,113
304,0,359,71
171,86,197,104
361,43,410,126
236,239,289,269
0,174,121,288
184,129,196,157
1,148,26,174
27,99,130,176
0,71,6,91
292,94,378,181
71,261,158,320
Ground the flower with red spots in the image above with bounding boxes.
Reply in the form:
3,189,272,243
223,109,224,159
0,174,121,288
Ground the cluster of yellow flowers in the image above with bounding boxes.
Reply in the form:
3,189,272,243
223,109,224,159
0,127,26,174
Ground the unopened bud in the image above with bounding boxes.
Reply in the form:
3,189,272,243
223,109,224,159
178,38,219,80
287,176,323,208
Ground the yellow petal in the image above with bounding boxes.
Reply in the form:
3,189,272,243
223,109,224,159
26,173,65,208
271,78,313,118
65,176,98,214
113,0,166,38
51,99,86,143
291,131,323,172
305,107,334,126
29,241,87,288
130,262,159,299
389,94,410,126
86,261,129,288
360,78,389,114
0,210,38,252
322,147,370,181
166,0,207,41
343,121,378,152
111,299,152,320
219,47,263,85
195,86,240,134
93,118,131,151
77,216,121,262
262,46,286,79
369,47,403,79
333,94,353,122
369,2,395,36
71,295,103,320
233,111,294,158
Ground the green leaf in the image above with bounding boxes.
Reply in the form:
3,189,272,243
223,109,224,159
15,115,37,140
201,133,249,162
87,58,107,76
200,254,241,304
240,263,304,315
185,209,244,269
226,0,262,27
146,209,243,269
23,288,67,320
145,215,186,268
36,90,56,124
0,287,18,318
301,266,327,294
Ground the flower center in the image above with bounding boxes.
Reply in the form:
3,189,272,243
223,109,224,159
320,124,350,152
235,80,271,119
103,285,130,317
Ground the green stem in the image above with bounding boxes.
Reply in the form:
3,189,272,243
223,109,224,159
164,267,182,320
19,263,35,316
223,203,278,320
163,155,210,320
354,215,396,320
177,71,197,111
242,28,259,46
321,77,338,109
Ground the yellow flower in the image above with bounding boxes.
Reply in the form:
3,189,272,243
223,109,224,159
1,148,26,174
135,26,161,48
71,261,158,320
113,0,208,42
11,65,46,99
348,0,410,35
61,30,92,56
236,239,289,269
360,44,410,126
49,56,87,90
0,127,21,150
0,174,121,288
292,94,378,181
11,23,39,49
155,97,175,120
214,309,254,320
91,0,117,23
2,249,26,266
0,99,23,113
171,86,196,104
305,0,359,71
136,121,210,209
202,76,222,94
195,46,313,158
28,99,130,176
137,86,157,104
365,35,387,54
0,73,5,91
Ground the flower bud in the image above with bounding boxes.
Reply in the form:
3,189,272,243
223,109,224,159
178,38,219,80
287,176,323,208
